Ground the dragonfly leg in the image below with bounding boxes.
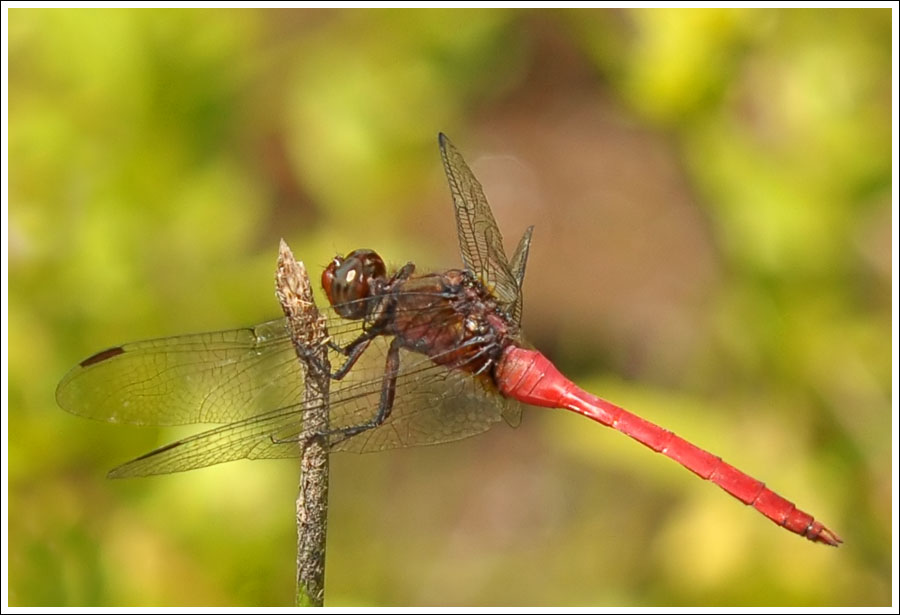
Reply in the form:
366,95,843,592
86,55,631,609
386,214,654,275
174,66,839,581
389,262,416,286
320,336,403,447
330,335,375,380
268,337,393,450
327,338,348,355
291,341,333,379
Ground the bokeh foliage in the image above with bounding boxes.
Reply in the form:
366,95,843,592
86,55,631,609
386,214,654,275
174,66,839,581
8,8,892,606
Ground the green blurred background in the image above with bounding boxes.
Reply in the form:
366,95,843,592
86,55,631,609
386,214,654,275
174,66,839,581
8,8,893,606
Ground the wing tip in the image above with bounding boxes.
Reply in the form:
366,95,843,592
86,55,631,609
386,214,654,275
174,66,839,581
438,132,456,154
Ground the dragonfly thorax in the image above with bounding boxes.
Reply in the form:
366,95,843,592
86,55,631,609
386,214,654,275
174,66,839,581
392,267,517,377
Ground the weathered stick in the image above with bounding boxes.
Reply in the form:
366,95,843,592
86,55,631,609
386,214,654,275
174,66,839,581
275,239,331,607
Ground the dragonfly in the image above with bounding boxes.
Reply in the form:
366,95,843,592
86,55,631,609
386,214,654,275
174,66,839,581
57,133,841,546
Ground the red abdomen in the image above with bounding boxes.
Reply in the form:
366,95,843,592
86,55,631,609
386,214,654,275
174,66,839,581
494,346,841,546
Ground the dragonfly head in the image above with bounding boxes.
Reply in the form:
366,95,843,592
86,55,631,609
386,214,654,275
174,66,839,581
322,249,386,320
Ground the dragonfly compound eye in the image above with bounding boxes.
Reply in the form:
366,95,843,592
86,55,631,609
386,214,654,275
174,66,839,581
322,249,386,320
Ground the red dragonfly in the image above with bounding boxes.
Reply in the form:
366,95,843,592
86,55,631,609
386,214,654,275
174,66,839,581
57,133,841,546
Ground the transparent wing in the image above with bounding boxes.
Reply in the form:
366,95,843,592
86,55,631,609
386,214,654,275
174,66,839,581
56,319,303,426
509,225,534,289
325,341,523,455
105,338,523,477
507,225,534,325
58,305,522,477
438,133,526,323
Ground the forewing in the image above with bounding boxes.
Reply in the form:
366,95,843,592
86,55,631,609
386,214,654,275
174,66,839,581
438,133,522,317
56,320,306,426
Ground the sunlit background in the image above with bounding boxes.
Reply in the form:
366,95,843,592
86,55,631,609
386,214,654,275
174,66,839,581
8,8,893,606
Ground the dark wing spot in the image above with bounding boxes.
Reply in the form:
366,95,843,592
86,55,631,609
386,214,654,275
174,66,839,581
107,440,184,479
80,346,126,367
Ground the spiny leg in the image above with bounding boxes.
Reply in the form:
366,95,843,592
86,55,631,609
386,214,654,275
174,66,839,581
322,336,402,447
329,335,374,380
271,335,399,450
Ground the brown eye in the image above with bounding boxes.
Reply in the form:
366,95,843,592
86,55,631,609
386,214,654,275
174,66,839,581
322,250,385,319
321,256,342,309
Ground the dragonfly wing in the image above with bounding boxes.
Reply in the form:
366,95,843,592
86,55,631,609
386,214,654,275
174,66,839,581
500,400,524,428
107,338,519,475
438,133,523,318
107,404,313,477
56,319,307,426
507,225,534,325
509,225,534,289
329,344,518,453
